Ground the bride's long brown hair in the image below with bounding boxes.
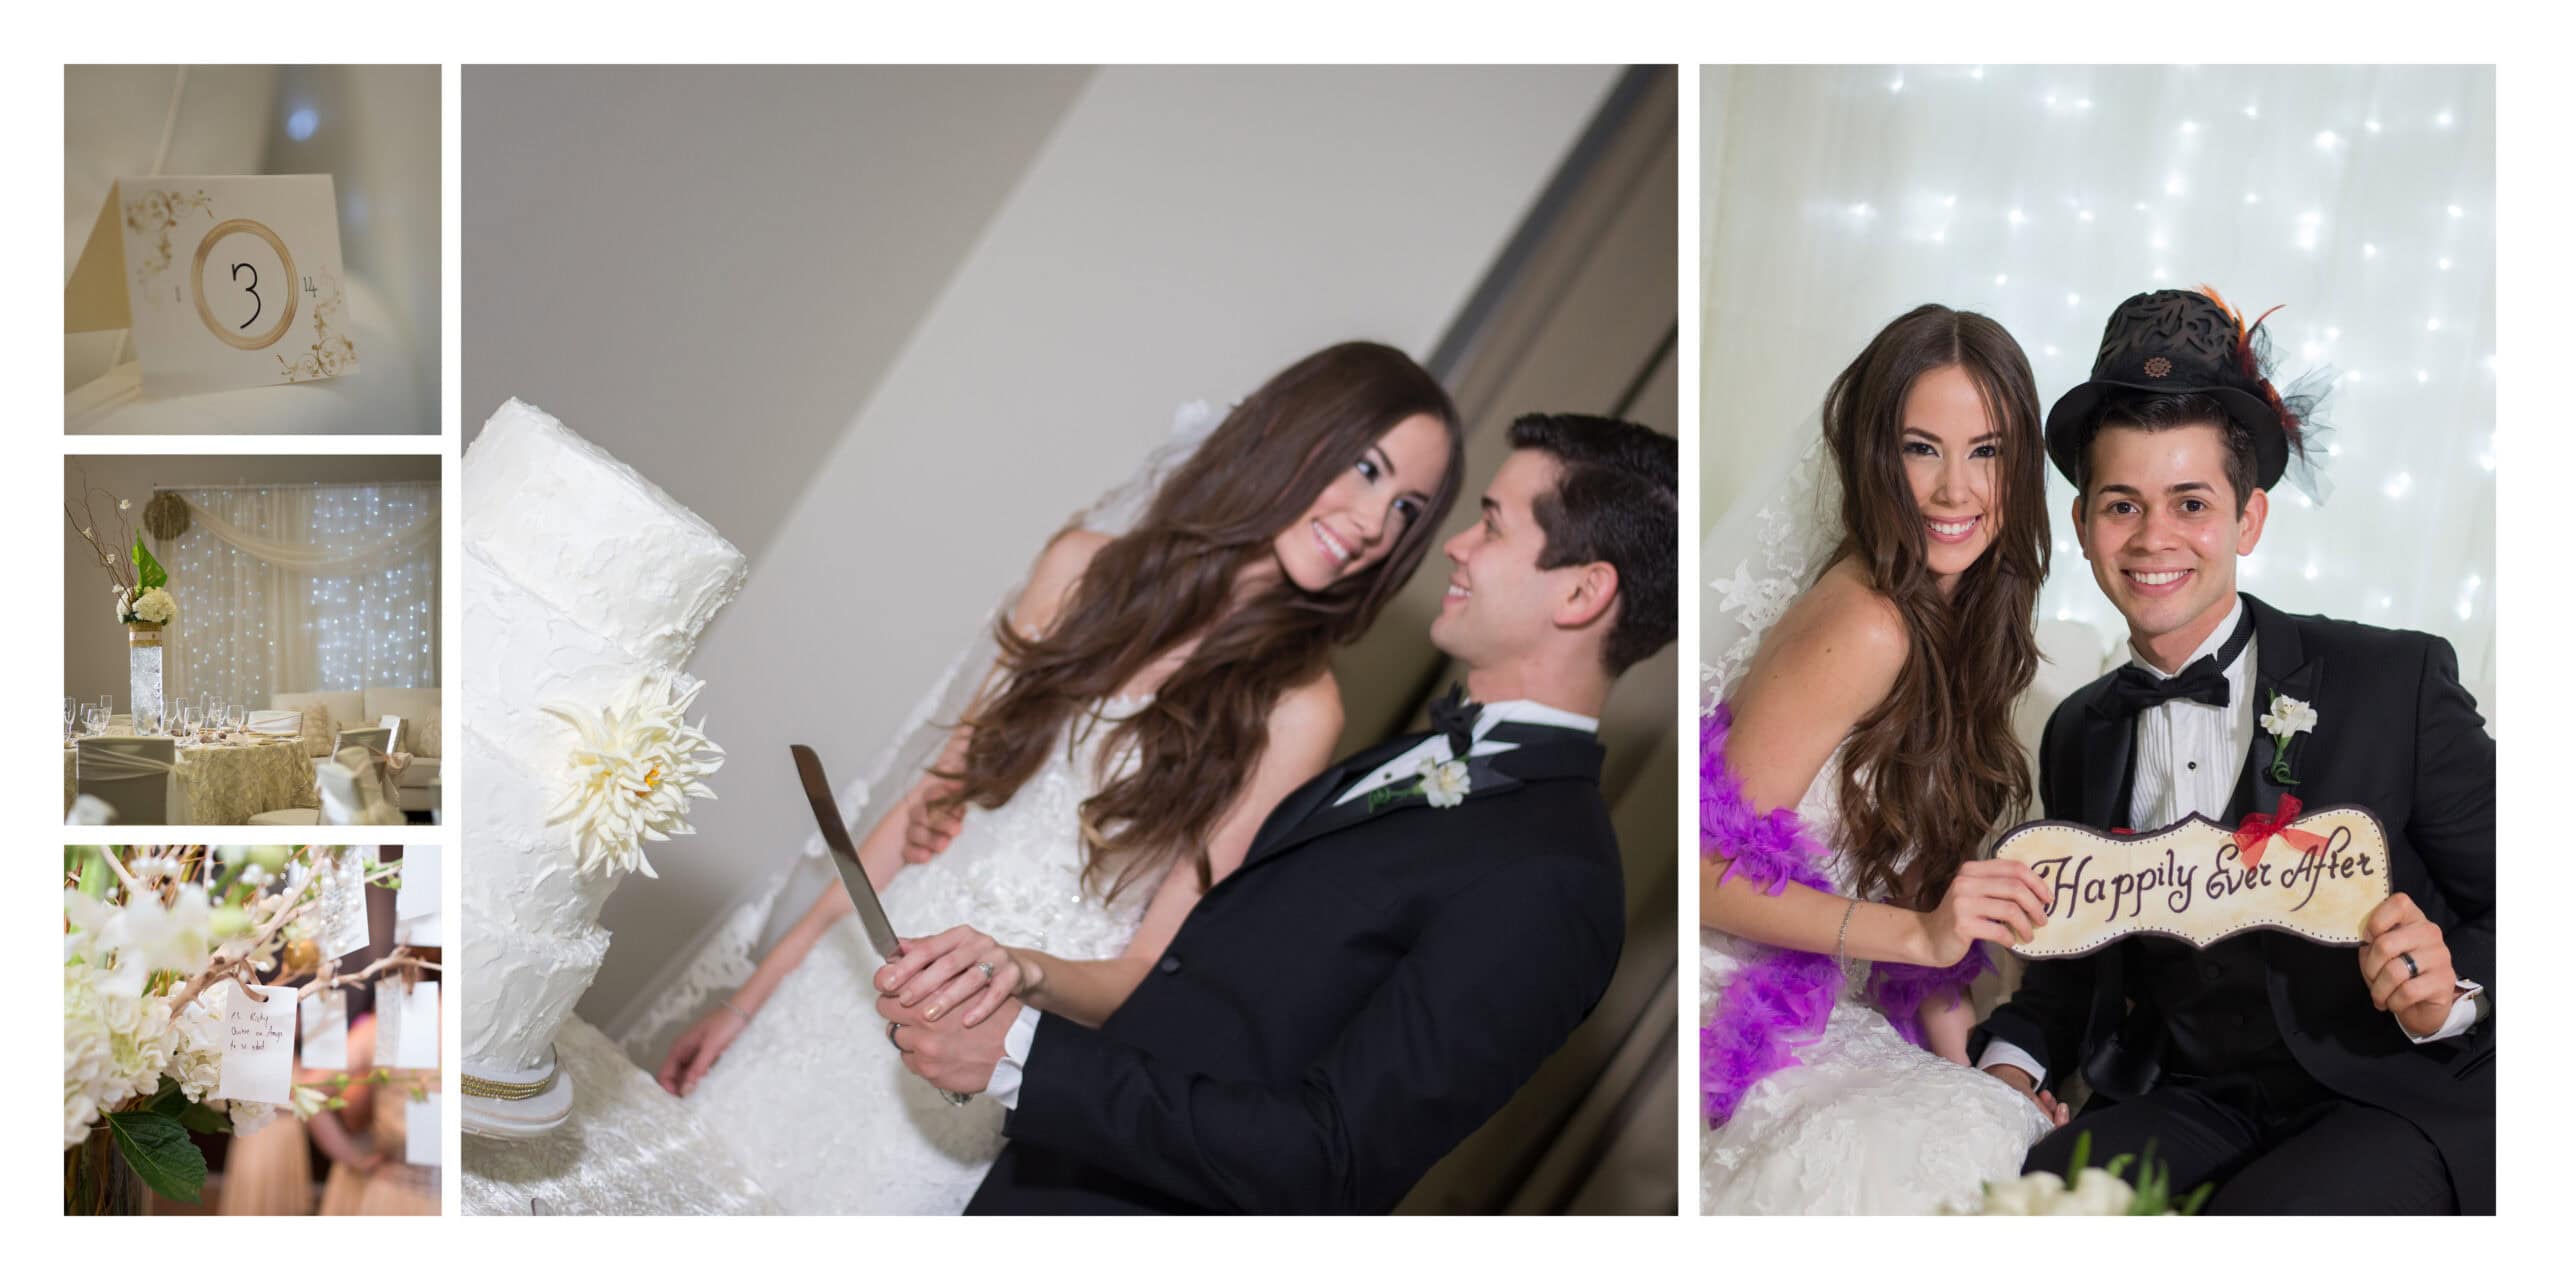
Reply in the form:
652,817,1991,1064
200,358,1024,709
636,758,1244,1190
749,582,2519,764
1820,305,2048,909
941,342,1463,901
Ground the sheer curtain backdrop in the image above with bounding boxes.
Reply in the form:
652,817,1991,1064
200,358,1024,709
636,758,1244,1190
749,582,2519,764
1701,65,2494,723
164,482,441,708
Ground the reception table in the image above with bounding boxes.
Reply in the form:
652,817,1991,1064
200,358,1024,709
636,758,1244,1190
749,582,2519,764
64,734,318,824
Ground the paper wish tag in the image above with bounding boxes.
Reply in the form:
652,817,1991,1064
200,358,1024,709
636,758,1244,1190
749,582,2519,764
395,846,440,921
376,978,440,1070
395,911,443,948
316,850,373,960
64,174,357,396
212,982,298,1104
406,1094,443,1166
1993,805,2394,959
301,989,349,1070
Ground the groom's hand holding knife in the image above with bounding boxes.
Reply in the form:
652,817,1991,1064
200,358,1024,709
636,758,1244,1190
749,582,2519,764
879,989,1018,1095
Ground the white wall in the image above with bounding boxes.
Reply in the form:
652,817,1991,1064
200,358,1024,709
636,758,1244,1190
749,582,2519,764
575,65,1617,1023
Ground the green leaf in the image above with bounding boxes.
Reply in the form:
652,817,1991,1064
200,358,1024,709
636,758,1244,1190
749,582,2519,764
2062,1130,2093,1189
131,537,168,591
175,1103,230,1134
102,1109,207,1204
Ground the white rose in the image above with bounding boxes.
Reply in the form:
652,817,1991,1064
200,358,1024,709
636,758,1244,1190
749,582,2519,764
2260,694,2318,739
2049,1168,2139,1215
1418,757,1472,809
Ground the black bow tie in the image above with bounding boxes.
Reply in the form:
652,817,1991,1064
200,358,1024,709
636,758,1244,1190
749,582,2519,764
1427,682,1483,757
2090,606,2256,722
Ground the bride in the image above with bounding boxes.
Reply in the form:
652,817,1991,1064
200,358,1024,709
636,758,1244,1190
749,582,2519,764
1697,304,2061,1213
652,341,1460,1214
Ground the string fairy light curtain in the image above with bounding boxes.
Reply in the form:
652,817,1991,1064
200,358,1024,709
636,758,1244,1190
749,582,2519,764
1701,64,2495,722
162,482,440,708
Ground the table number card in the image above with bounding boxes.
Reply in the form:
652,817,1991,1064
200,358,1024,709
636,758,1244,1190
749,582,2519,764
301,989,349,1070
63,174,357,396
394,845,439,922
1992,806,2394,959
376,978,440,1070
406,1094,442,1167
316,850,372,960
212,982,297,1104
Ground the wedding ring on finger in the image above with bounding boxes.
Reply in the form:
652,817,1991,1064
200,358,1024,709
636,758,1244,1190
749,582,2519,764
2402,954,2421,979
975,961,997,980
886,1021,910,1053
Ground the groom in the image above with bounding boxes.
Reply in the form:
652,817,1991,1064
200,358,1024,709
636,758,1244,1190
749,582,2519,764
1973,288,2495,1213
889,413,1674,1213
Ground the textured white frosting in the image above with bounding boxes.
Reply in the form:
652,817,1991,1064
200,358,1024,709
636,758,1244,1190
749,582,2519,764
459,400,747,1085
463,398,746,668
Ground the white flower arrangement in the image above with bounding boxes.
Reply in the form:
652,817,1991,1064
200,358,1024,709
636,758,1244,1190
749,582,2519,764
124,586,177,626
544,674,727,879
63,846,422,1209
1949,1133,2208,1216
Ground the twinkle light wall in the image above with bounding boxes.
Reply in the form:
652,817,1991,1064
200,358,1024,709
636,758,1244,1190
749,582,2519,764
166,483,440,709
1701,65,2495,719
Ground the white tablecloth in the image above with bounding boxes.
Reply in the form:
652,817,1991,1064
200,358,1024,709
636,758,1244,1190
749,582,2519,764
64,735,317,824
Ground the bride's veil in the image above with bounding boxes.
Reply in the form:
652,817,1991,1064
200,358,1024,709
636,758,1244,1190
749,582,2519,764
610,402,1226,1065
1698,412,1844,712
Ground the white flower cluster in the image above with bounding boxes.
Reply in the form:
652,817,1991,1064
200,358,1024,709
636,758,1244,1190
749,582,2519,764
544,675,726,879
128,587,177,625
61,883,226,1148
1970,1167,2139,1215
2260,693,2318,739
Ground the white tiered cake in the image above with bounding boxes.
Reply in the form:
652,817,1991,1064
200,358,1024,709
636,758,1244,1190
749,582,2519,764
458,398,746,1137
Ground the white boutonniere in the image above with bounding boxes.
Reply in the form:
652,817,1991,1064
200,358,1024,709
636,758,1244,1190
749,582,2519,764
1370,755,1472,812
2259,693,2318,785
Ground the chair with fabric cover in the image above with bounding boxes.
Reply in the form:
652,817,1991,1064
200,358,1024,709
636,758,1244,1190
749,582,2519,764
248,728,402,825
72,736,179,824
246,709,304,736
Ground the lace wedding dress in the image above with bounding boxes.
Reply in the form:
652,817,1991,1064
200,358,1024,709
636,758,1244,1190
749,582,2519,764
1696,428,2045,1215
680,696,1161,1214
1697,749,2049,1214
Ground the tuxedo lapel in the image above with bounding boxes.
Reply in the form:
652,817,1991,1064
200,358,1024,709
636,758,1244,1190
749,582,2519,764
2223,595,2322,825
1238,735,1605,873
1241,734,1423,864
2080,698,2139,830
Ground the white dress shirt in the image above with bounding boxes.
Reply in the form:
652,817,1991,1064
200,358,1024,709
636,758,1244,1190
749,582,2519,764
988,698,1600,1109
1978,599,2476,1088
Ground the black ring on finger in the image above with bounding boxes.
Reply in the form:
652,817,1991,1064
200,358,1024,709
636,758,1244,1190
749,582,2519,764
2402,954,2420,980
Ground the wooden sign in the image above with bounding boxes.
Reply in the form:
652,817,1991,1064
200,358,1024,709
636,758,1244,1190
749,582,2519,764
1992,805,2393,958
64,175,357,395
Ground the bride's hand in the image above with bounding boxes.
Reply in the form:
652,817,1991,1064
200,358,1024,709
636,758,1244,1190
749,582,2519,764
876,926,1041,1028
903,778,965,864
656,1004,749,1097
1919,860,2054,966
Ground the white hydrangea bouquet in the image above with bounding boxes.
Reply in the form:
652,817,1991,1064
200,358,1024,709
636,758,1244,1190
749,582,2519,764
63,845,431,1213
64,471,179,628
1949,1133,2213,1216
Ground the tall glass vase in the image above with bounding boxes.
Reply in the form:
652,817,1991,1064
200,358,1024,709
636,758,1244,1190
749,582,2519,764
127,622,164,732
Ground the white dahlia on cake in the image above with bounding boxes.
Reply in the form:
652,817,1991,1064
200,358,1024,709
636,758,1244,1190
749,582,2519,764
545,675,725,878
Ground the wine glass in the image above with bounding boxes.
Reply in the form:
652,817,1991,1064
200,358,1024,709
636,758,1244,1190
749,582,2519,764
63,697,74,741
227,705,247,737
83,703,107,737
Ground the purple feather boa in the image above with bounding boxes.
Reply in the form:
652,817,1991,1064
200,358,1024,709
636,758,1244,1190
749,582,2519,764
1698,704,1991,1127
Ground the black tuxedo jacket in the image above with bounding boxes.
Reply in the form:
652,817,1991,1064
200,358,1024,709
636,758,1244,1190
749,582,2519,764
1973,594,2495,1211
964,724,1624,1214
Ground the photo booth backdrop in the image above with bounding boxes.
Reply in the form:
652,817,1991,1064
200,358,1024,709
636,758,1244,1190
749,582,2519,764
1699,65,2495,730
64,64,441,433
62,454,442,711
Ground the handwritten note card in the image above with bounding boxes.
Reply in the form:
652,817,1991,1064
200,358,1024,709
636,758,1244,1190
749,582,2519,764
63,174,356,396
1993,806,2394,959
407,1094,443,1167
300,989,349,1070
317,850,372,960
376,979,440,1071
395,846,440,921
213,982,297,1104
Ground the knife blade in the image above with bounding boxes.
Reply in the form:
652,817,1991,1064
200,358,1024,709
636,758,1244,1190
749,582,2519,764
790,744,904,963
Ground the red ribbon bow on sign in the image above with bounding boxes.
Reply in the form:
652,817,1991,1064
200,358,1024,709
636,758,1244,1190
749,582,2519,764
2235,794,2325,868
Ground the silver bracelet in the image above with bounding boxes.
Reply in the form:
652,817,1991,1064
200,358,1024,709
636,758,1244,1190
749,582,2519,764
1835,899,1860,966
720,996,754,1023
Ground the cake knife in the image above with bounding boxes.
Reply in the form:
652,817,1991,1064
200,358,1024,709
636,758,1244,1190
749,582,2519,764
789,743,973,1105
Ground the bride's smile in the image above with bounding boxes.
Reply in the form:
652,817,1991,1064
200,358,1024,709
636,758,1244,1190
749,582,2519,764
1271,412,1451,593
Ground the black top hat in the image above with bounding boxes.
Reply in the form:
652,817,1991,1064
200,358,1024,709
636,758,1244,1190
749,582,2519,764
2045,287,2306,492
